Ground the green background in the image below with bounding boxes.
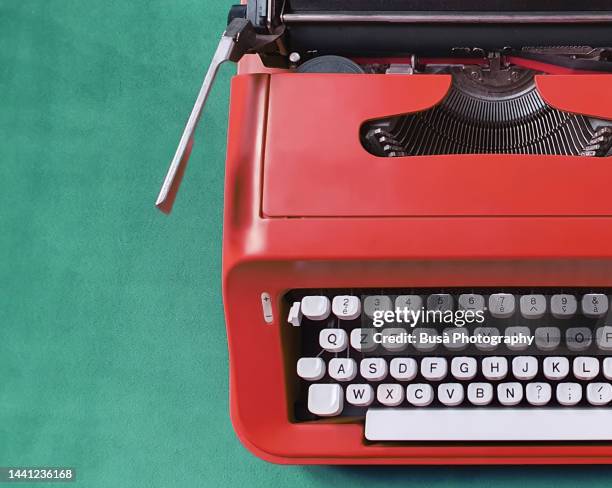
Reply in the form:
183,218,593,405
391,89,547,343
2,0,612,486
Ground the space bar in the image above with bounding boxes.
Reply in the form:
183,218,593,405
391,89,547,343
365,408,612,441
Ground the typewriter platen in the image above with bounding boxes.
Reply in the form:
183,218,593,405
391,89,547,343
157,1,612,464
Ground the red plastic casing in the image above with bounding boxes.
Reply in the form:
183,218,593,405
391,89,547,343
222,67,612,464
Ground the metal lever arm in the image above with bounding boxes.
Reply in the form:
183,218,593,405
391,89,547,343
156,19,264,214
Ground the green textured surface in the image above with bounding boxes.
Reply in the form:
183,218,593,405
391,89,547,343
3,0,612,486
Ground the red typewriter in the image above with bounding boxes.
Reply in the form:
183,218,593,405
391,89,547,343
156,0,612,464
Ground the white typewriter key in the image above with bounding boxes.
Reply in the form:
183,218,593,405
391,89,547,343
482,357,508,381
381,327,408,352
365,409,612,441
556,383,582,406
346,384,374,407
488,293,515,319
443,327,468,351
551,294,577,319
505,327,531,351
604,358,612,380
364,295,393,319
520,295,546,319
332,295,361,321
497,382,523,406
587,383,612,406
297,357,325,381
308,384,343,417
473,327,500,351
543,357,569,380
526,382,552,406
329,358,357,382
512,356,538,380
458,294,485,312
535,327,561,351
467,383,493,406
573,357,599,380
350,328,377,353
427,294,453,312
413,328,438,352
451,357,477,380
596,326,612,351
566,327,592,352
389,358,417,381
287,301,303,327
582,293,609,318
406,384,434,407
301,296,331,321
377,384,404,407
319,329,348,352
421,357,448,381
394,295,423,318
438,383,464,407
360,358,388,382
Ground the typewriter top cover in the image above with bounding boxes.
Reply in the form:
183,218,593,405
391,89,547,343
156,0,612,465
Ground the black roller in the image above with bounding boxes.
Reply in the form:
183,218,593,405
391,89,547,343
287,0,612,11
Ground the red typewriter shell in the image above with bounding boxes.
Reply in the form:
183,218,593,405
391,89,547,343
222,64,612,464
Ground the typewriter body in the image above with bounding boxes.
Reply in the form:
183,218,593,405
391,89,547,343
157,1,612,464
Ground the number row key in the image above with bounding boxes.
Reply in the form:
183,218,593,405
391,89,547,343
294,293,610,322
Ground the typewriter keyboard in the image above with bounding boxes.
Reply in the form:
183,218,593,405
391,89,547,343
285,288,612,441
